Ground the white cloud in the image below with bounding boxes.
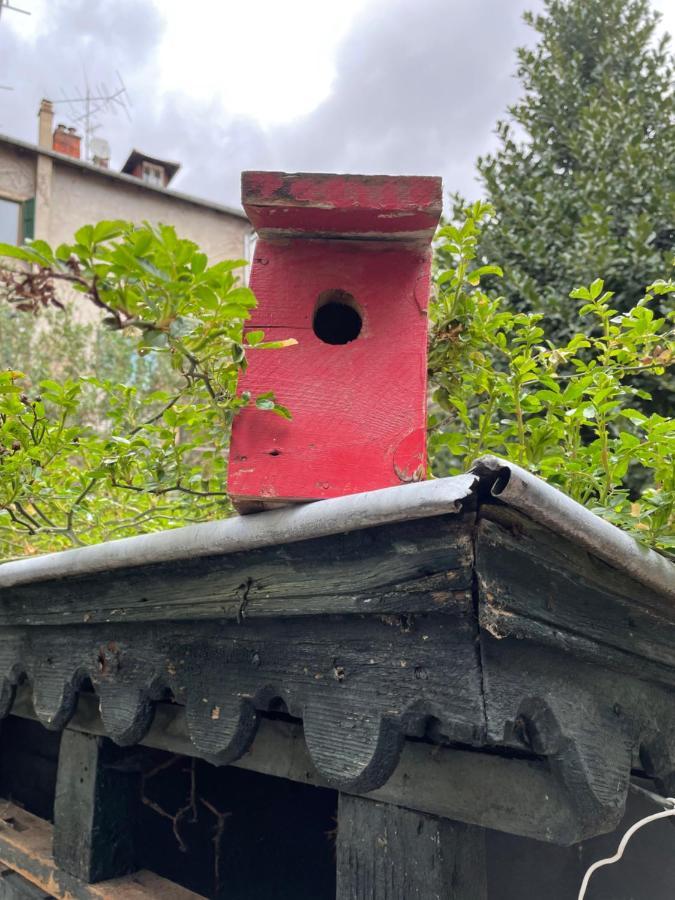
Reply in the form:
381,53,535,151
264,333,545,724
153,0,372,124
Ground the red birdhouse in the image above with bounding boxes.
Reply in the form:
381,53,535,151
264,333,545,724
228,171,443,511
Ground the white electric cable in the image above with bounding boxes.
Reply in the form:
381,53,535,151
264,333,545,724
577,801,675,899
629,782,675,811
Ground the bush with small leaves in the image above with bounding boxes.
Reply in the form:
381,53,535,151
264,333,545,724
0,221,294,559
429,202,674,554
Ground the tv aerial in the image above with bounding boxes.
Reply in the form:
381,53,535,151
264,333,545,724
53,71,132,161
0,1,31,20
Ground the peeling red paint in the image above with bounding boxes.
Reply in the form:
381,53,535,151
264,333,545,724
229,170,442,510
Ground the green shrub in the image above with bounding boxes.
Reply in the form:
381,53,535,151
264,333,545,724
429,201,674,553
0,221,292,559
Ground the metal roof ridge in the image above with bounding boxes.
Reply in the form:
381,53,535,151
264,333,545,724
0,474,477,589
0,460,672,598
471,455,675,602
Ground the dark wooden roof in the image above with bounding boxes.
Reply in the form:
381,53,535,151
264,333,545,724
0,458,673,848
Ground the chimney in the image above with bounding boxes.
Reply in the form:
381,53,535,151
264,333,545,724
37,98,54,149
52,124,81,160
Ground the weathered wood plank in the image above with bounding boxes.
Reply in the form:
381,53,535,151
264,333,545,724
0,599,484,792
472,506,675,839
53,731,138,883
8,689,595,845
0,871,51,899
336,794,487,899
473,511,675,837
477,507,675,671
480,637,638,832
0,801,203,899
0,515,474,626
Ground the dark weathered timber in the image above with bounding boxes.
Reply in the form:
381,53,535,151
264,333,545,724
0,600,483,792
8,688,601,845
0,801,202,899
480,637,635,839
53,731,138,883
475,507,675,839
0,871,51,899
478,507,675,671
336,794,487,900
0,515,474,626
1,499,675,848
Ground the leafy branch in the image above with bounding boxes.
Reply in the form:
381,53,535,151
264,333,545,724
429,202,674,553
0,221,296,558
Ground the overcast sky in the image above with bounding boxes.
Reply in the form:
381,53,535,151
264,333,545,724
1,0,673,210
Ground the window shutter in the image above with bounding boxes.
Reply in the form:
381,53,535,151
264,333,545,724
22,197,35,242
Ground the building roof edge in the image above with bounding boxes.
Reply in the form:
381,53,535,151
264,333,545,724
0,132,249,222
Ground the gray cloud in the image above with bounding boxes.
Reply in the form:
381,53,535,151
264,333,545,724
273,0,540,198
164,0,542,206
1,0,542,209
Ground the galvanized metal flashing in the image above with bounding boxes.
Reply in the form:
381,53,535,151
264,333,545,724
472,456,675,601
0,459,672,598
0,474,477,588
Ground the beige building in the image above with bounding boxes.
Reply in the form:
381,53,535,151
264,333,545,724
0,100,252,267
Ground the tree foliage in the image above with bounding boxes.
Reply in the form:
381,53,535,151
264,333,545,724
470,0,674,333
0,222,293,558
429,202,674,553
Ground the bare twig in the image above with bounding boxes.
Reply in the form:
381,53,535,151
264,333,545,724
200,798,232,896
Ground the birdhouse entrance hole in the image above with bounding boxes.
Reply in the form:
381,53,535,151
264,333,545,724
313,289,362,345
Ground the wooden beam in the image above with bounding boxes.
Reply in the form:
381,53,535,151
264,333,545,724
477,506,675,677
336,794,487,899
10,687,586,844
0,800,203,899
0,870,50,899
0,514,473,626
53,731,138,883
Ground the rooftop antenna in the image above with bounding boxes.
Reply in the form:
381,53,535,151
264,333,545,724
0,1,31,19
53,71,132,161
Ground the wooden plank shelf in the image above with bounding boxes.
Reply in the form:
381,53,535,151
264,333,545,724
0,801,203,899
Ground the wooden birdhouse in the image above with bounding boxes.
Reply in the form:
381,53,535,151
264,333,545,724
228,171,443,511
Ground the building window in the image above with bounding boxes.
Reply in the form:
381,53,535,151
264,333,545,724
0,197,21,245
141,162,165,187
